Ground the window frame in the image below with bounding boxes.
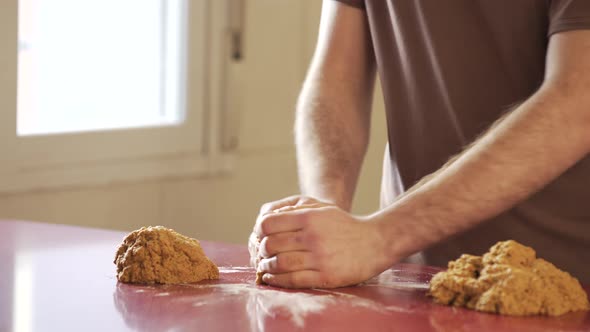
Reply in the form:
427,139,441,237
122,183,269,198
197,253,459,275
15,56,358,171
0,0,234,193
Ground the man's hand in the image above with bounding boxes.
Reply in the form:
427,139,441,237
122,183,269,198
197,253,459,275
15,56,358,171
254,204,390,288
248,2,377,287
249,195,332,267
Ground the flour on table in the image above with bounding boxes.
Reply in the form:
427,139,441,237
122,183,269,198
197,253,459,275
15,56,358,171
183,283,399,328
207,266,431,327
219,266,254,271
363,269,431,291
218,268,253,274
185,284,334,327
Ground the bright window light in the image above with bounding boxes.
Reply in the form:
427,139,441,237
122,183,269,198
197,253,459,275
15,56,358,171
17,0,187,136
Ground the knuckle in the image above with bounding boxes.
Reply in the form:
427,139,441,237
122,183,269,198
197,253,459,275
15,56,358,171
275,255,288,271
269,257,279,271
300,195,312,203
266,237,278,255
259,202,272,214
259,214,274,235
293,233,304,244
259,258,272,272
260,237,272,256
302,228,317,244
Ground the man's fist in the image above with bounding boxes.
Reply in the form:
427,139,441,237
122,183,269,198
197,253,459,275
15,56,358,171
249,196,334,282
250,195,391,288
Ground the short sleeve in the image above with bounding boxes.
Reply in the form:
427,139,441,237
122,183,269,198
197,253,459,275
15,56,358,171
332,0,365,10
548,0,590,36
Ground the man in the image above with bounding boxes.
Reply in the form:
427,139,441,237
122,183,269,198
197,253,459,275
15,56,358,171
250,0,590,288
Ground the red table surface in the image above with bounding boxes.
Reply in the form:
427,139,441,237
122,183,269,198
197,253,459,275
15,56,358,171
0,220,588,332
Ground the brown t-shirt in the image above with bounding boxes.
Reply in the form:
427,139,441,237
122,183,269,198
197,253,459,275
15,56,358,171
334,0,590,283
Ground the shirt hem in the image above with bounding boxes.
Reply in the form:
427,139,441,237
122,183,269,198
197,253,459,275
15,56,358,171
548,18,590,37
331,0,365,10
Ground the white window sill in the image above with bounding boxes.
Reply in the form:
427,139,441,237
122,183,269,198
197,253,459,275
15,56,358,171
0,152,235,194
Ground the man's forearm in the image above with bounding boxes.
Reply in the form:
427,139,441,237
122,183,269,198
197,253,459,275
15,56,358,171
294,0,376,211
295,78,373,211
375,84,590,262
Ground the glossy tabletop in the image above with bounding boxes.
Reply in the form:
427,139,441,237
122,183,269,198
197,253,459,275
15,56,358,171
0,220,589,332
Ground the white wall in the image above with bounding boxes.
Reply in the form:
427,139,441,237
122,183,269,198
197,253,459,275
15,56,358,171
0,0,388,244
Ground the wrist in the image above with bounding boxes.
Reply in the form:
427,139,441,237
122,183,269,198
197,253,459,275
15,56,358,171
301,185,353,212
367,207,415,267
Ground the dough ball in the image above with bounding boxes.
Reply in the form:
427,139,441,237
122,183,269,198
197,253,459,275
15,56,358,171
429,240,589,316
114,226,219,284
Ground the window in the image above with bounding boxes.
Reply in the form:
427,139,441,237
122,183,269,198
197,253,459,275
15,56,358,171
17,0,186,136
0,0,235,193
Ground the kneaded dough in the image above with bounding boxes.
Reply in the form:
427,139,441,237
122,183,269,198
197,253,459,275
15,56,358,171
429,240,589,316
255,203,330,285
114,226,219,284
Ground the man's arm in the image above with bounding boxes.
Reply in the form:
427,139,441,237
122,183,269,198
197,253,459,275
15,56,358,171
295,0,376,211
376,30,590,262
248,1,375,267
255,30,590,288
